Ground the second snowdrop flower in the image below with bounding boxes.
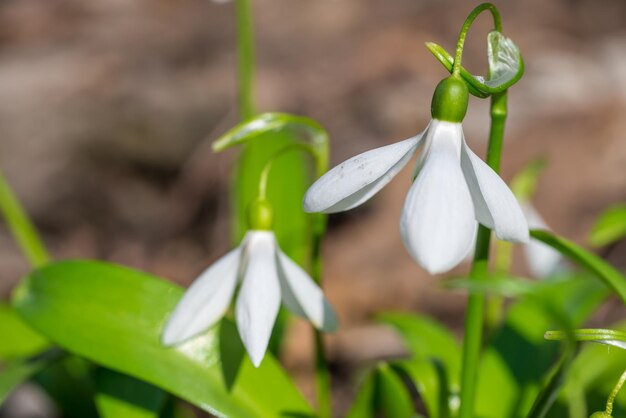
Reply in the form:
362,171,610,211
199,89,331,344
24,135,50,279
162,199,338,367
304,76,529,274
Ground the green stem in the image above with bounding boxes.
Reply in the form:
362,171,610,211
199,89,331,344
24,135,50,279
606,368,626,416
458,91,508,418
0,170,50,267
235,0,255,120
452,3,502,77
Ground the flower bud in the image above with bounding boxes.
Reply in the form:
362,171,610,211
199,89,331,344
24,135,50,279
247,198,274,230
430,76,469,123
589,412,612,418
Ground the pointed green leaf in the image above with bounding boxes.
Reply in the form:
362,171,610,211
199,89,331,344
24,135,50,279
12,260,313,418
589,205,626,247
375,364,415,418
530,229,626,304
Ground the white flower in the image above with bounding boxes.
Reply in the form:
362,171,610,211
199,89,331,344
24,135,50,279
522,204,562,278
162,230,338,367
304,119,529,274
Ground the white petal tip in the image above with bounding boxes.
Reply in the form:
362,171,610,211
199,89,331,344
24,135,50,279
251,358,262,368
160,323,186,347
495,226,530,244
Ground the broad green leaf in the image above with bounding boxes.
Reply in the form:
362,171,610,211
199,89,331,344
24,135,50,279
426,31,524,96
589,205,626,247
0,303,49,360
392,360,451,418
530,229,626,304
378,312,461,387
375,364,415,418
95,368,166,418
12,260,313,418
0,348,62,404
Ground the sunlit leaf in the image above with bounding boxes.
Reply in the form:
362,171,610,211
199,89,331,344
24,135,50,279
589,205,626,247
12,260,313,418
530,229,626,304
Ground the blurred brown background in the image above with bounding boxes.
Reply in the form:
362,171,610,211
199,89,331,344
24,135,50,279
0,0,625,415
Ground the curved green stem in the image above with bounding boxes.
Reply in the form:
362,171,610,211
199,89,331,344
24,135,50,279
257,144,318,200
255,142,332,418
235,0,255,120
0,170,50,267
605,369,626,416
458,91,508,418
452,3,502,77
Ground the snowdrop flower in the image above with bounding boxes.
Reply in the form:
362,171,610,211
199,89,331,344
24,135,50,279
522,203,562,278
162,199,338,367
304,76,529,274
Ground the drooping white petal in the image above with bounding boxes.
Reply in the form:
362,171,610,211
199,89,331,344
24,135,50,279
460,141,529,243
276,250,338,332
303,129,427,213
162,247,241,346
400,121,476,274
522,204,562,278
235,231,282,367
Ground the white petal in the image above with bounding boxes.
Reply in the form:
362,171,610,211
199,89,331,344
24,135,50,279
276,250,338,332
162,247,240,346
235,231,282,367
460,141,529,243
303,129,427,213
400,121,476,274
522,204,562,278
